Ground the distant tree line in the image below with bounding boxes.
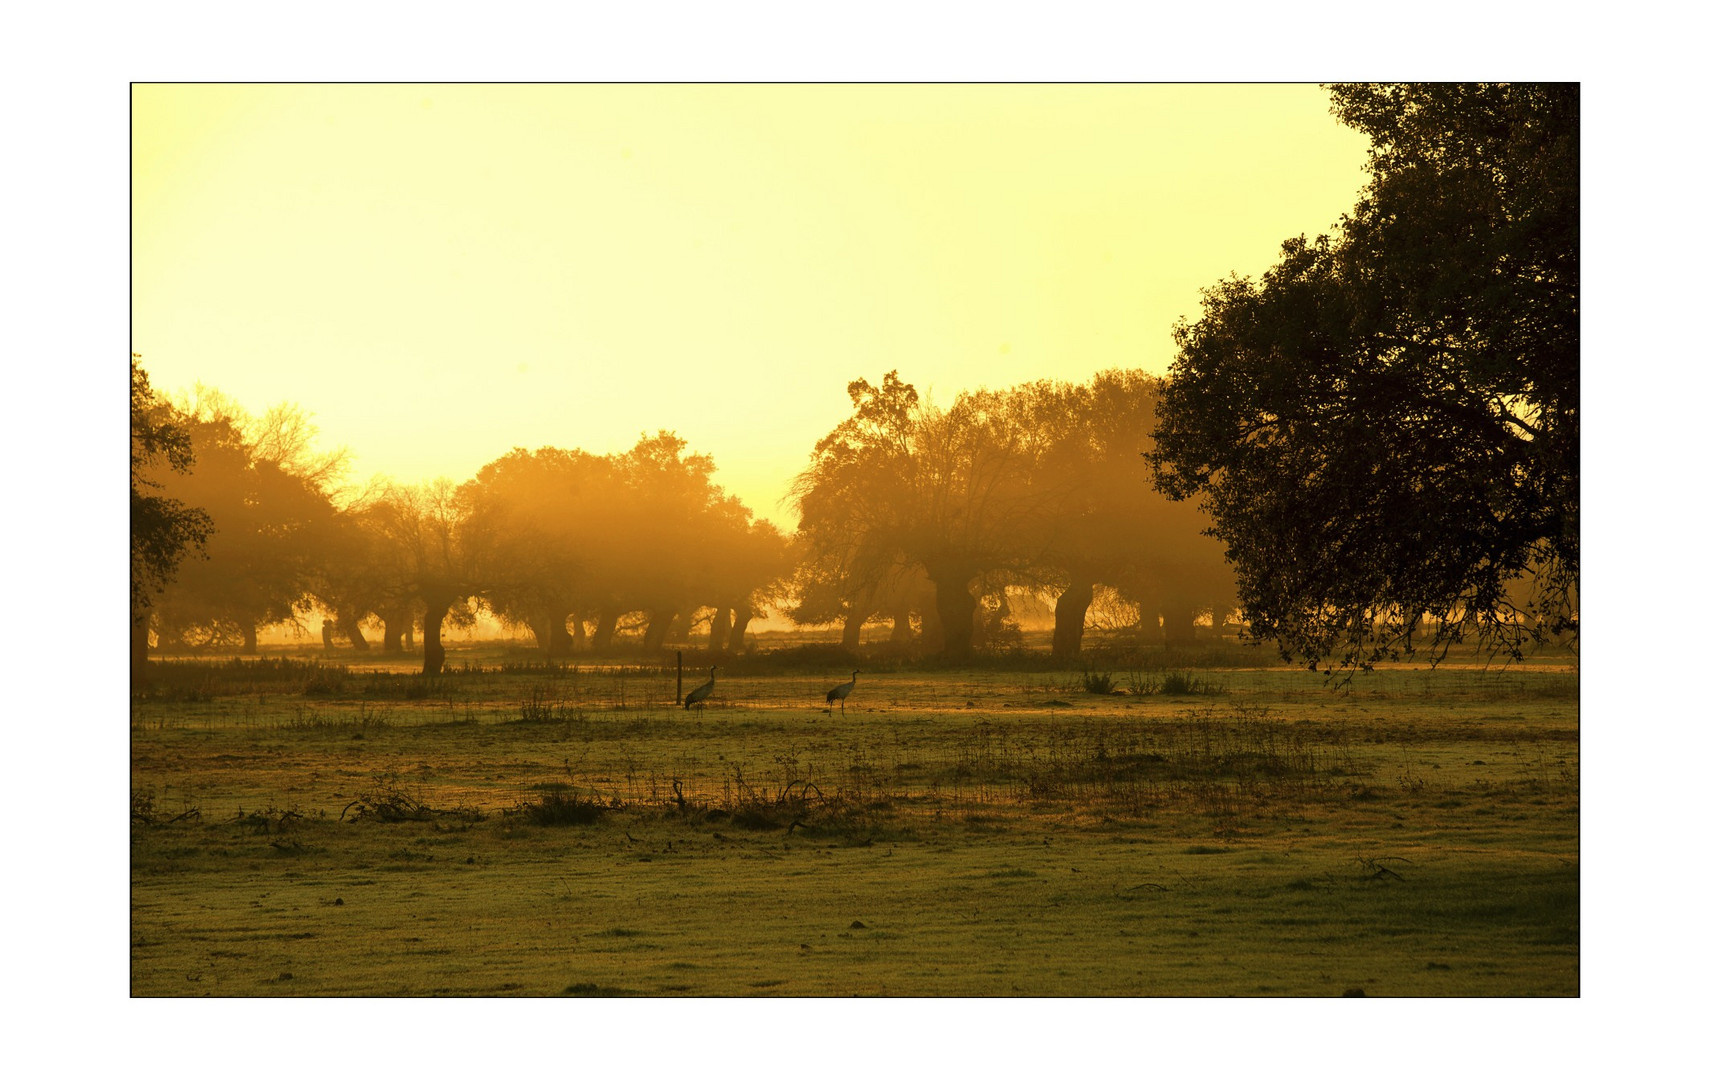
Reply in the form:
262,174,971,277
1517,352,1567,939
127,357,1226,679
128,385,794,678
130,83,1576,681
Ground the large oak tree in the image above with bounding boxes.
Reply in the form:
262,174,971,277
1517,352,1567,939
142,389,343,656
792,373,1057,661
1149,83,1578,670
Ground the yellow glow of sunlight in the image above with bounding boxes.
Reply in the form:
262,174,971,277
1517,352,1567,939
132,84,1371,521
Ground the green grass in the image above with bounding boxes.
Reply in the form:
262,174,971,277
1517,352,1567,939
131,642,1578,997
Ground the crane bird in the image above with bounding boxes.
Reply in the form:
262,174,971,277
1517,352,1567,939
825,670,860,714
684,666,717,712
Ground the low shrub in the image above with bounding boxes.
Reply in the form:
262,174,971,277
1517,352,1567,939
512,686,583,724
1083,670,1118,694
1131,670,1226,696
509,786,610,826
341,775,481,823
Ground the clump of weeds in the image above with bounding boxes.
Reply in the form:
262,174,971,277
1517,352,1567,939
1082,670,1119,695
283,702,391,730
132,788,201,826
340,773,482,824
1131,670,1227,696
709,766,889,838
233,806,310,834
300,667,348,696
512,686,584,725
507,783,614,826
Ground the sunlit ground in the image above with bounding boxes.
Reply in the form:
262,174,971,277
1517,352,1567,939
132,636,1578,997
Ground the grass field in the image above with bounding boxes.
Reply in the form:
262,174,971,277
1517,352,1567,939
130,641,1578,997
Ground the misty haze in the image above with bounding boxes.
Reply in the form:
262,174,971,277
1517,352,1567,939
131,83,1577,1007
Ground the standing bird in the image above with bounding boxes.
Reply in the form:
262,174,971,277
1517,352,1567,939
825,670,860,714
684,666,717,712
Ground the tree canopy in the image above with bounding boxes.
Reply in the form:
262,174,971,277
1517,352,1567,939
457,434,792,658
142,390,345,654
130,356,212,614
1149,83,1578,670
793,371,1232,660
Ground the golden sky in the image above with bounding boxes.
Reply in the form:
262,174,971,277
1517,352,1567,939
133,84,1370,522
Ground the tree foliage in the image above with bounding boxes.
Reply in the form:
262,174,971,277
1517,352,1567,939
794,371,1231,659
1149,83,1578,670
456,434,792,657
1008,371,1233,653
362,479,480,674
791,373,1051,660
130,355,212,613
143,392,345,653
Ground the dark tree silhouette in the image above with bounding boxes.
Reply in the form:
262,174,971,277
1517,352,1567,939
1150,83,1578,671
145,392,343,655
130,355,212,682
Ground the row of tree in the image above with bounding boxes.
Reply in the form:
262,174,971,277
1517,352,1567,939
789,370,1231,660
129,356,1228,677
131,83,1578,680
129,379,796,677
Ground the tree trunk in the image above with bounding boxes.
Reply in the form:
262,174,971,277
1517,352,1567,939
592,609,618,651
1052,580,1095,660
1131,604,1161,644
729,606,753,652
920,594,944,654
526,610,572,656
131,611,152,690
321,619,335,649
241,622,258,656
643,609,673,651
927,565,977,661
841,604,872,650
1162,602,1197,649
155,624,182,655
527,613,553,652
708,607,732,652
970,594,989,650
340,611,370,651
569,614,586,651
888,606,914,644
547,610,573,657
422,598,450,675
381,614,405,653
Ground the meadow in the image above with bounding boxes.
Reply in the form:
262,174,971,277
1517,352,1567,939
130,639,1578,997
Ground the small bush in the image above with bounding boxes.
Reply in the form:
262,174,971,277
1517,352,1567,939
561,982,634,996
341,775,481,823
513,686,582,725
283,702,391,730
510,787,610,826
1083,671,1118,694
301,669,347,696
235,806,308,833
132,788,201,826
402,677,452,701
1131,670,1226,696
